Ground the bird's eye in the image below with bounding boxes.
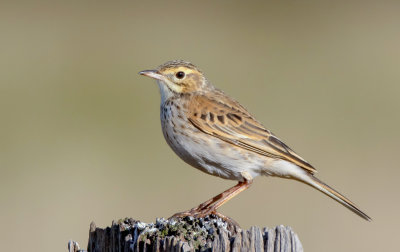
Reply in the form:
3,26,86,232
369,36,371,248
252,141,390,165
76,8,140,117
175,71,185,79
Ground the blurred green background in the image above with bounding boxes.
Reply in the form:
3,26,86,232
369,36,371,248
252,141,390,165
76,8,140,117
1,1,399,251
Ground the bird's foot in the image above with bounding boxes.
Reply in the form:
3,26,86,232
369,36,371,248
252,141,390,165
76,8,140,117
169,205,215,219
169,207,240,227
211,211,240,227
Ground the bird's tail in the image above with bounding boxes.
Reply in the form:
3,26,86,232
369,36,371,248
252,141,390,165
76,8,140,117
297,174,371,221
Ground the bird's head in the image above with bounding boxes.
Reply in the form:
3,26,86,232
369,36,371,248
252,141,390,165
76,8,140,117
139,60,210,100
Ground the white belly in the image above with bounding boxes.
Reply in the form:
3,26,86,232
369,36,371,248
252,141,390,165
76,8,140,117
160,103,265,181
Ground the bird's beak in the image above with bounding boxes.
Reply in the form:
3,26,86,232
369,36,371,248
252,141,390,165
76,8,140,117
138,70,164,81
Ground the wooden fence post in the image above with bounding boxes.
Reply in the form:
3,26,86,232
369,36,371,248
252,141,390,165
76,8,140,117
69,215,303,252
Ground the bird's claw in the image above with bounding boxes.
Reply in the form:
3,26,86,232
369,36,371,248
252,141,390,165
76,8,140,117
169,207,240,227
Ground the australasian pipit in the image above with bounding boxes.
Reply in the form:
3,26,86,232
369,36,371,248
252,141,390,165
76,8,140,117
139,60,371,221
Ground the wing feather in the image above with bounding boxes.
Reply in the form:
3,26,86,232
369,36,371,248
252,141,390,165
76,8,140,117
187,92,316,174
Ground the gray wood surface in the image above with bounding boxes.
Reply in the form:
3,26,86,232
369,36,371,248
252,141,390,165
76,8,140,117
70,215,303,252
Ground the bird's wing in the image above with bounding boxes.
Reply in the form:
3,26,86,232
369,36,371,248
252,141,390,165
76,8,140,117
187,92,316,174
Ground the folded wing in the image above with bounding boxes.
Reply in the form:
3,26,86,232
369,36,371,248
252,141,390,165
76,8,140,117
187,92,316,174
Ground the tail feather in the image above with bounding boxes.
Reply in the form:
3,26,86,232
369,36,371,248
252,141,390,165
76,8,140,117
300,174,371,221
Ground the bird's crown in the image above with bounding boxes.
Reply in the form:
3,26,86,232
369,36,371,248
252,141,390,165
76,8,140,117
157,60,202,73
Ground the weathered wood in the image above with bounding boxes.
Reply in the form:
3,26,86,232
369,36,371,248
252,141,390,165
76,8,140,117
71,215,303,252
68,240,82,252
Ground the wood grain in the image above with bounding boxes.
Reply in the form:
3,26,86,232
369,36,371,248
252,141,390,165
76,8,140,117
70,215,303,252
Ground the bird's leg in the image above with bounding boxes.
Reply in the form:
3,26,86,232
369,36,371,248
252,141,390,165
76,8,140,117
204,179,253,212
170,179,253,219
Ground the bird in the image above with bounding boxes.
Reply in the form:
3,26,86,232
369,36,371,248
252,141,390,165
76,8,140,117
138,60,371,222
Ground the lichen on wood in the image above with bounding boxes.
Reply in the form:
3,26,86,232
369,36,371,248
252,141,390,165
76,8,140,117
72,215,303,252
